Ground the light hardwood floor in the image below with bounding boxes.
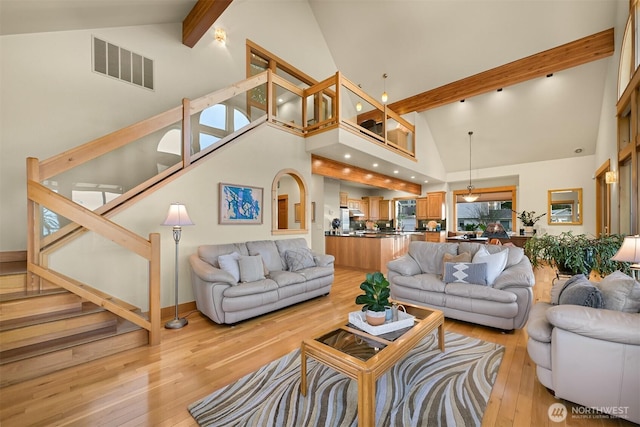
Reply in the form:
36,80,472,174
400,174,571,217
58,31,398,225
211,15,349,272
0,266,635,426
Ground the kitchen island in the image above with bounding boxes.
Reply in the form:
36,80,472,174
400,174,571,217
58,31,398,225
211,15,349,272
324,232,413,273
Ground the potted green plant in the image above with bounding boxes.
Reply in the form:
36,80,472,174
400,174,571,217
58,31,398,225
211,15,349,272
524,232,630,277
355,271,391,325
513,210,546,234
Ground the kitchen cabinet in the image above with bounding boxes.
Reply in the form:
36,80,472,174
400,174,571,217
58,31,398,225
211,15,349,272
426,192,445,219
360,199,369,219
379,199,391,221
348,199,361,210
339,192,348,207
364,196,381,220
416,197,428,220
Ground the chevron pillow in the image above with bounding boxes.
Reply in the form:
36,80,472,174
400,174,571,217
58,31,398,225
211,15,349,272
444,262,488,286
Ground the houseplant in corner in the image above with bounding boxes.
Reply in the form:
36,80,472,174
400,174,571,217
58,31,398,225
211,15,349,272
355,271,390,325
524,232,630,278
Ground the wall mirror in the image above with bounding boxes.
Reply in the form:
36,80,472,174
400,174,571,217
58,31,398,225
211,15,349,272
548,188,583,225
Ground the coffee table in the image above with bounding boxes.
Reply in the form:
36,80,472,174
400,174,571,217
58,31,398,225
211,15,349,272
300,302,444,427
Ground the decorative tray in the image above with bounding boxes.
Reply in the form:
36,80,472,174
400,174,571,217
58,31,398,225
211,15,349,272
348,311,415,336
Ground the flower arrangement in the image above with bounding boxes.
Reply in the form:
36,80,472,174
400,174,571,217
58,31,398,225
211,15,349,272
513,210,546,226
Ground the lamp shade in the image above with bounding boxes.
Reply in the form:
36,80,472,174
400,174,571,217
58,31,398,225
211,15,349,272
611,235,640,266
162,203,194,227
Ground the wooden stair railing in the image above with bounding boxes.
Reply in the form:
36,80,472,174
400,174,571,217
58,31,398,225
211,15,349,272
26,164,161,345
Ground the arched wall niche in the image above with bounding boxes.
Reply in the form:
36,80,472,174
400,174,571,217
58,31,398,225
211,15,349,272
271,168,309,234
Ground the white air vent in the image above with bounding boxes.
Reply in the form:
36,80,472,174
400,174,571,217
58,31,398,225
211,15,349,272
92,36,154,90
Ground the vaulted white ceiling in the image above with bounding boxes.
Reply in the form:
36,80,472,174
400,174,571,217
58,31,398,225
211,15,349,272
0,0,625,180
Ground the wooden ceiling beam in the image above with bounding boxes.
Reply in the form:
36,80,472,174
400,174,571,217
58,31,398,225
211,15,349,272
388,28,614,115
182,0,233,48
311,155,422,195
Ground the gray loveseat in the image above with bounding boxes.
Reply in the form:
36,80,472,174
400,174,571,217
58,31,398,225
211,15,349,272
189,238,334,324
387,241,535,330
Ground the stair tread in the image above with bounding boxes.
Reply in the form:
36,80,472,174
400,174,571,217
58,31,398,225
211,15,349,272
0,301,107,332
0,288,69,303
0,318,142,365
0,261,27,276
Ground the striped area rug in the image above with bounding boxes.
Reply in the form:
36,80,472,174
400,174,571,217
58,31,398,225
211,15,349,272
188,331,504,427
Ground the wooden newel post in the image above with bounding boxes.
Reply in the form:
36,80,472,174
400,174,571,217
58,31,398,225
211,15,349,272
148,232,161,345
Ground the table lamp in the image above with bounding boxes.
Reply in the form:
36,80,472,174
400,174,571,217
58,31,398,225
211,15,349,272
611,235,640,280
162,203,194,329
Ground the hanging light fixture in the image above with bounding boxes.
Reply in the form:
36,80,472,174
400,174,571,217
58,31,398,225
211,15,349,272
463,131,479,202
381,73,388,103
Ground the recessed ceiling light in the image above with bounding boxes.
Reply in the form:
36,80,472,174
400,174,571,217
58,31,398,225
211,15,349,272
278,98,283,103
424,180,429,183
574,147,583,154
411,176,415,179
344,154,351,159
393,170,399,174
373,163,378,167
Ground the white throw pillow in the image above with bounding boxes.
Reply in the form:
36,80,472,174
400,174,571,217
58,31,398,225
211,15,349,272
238,255,266,283
472,245,508,285
218,252,241,282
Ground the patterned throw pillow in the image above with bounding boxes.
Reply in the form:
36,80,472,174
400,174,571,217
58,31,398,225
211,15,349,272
442,252,471,276
444,262,488,285
285,247,316,272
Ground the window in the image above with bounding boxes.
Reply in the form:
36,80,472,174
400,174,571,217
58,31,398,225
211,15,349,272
453,187,516,232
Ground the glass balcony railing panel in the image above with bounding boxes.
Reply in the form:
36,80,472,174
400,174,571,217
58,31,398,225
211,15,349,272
43,120,183,216
191,91,254,156
273,82,303,131
305,83,337,131
385,111,416,157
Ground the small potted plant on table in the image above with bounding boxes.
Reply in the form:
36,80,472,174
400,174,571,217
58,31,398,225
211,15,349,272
513,210,546,235
355,272,390,325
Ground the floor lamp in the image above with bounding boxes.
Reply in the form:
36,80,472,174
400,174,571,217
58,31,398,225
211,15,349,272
611,235,640,280
162,203,194,329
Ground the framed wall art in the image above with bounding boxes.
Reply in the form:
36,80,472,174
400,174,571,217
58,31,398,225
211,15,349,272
219,183,263,224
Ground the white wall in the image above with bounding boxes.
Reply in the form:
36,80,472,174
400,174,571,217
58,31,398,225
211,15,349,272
446,155,596,235
49,125,312,310
0,0,337,251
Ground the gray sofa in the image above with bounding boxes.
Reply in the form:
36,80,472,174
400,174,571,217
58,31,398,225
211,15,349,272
387,241,535,330
527,272,640,424
189,238,334,324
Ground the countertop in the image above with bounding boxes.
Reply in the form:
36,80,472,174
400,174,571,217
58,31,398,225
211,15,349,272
325,231,423,238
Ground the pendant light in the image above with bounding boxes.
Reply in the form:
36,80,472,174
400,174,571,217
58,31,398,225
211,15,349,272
463,131,479,202
381,73,388,103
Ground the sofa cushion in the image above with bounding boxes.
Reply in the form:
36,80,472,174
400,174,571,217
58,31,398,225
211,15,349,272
296,266,334,281
472,245,508,285
268,270,306,287
238,255,266,283
596,270,640,313
247,240,285,272
444,262,487,285
458,242,486,258
222,278,278,297
285,247,316,272
218,252,241,283
392,273,446,293
445,282,518,303
442,252,471,276
408,241,458,275
556,275,603,308
504,246,525,268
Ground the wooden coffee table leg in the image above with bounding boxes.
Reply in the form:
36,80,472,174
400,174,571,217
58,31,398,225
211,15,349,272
300,343,307,396
358,370,376,427
438,322,445,351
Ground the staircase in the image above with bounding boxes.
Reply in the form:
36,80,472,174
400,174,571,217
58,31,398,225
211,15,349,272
0,264,148,387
